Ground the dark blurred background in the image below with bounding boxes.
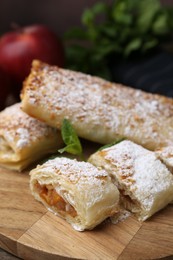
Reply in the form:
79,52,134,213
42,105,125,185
1,0,173,99
0,0,172,36
0,0,112,36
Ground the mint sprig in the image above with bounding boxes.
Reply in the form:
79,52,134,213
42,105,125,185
58,119,83,156
98,138,125,151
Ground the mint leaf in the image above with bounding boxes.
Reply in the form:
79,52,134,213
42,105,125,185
142,38,158,52
124,38,142,57
82,9,94,27
137,0,161,33
91,2,107,15
82,2,107,27
152,12,169,35
98,138,125,151
58,119,83,155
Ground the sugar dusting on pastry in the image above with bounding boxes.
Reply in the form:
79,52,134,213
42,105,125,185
0,103,57,150
30,157,120,231
36,157,109,190
22,60,173,150
89,140,173,221
102,140,173,206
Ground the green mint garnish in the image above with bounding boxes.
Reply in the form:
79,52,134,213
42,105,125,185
58,119,83,156
98,138,125,151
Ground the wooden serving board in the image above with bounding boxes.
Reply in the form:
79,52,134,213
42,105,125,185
1,150,173,260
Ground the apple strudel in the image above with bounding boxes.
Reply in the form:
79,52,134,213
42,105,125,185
155,146,173,173
30,157,120,231
0,103,63,171
21,60,173,151
88,140,173,221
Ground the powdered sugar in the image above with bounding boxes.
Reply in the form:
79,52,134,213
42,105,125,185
155,146,173,172
30,156,120,231
88,140,173,221
0,103,57,150
102,140,173,209
37,157,109,189
15,128,30,148
22,61,173,150
32,156,118,207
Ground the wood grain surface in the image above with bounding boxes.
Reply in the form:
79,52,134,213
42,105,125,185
0,161,173,259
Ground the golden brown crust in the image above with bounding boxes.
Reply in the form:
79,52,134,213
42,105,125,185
88,140,173,221
30,157,120,231
21,60,173,150
0,103,63,171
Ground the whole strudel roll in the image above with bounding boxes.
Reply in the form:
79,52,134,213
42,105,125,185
88,140,173,221
21,60,173,150
30,157,120,231
0,103,63,171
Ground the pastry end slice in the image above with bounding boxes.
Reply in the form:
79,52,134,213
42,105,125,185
0,103,63,171
30,157,120,231
88,140,173,221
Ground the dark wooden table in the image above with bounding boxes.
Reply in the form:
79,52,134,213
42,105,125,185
1,247,173,260
0,249,20,260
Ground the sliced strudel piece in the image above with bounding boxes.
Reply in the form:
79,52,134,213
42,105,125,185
88,140,173,221
155,146,173,173
30,157,120,231
21,60,173,151
0,103,63,171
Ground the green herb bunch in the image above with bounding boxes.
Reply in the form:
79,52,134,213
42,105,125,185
64,0,173,79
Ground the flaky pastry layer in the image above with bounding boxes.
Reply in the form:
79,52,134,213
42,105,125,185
30,157,120,231
88,140,173,221
0,103,63,171
21,60,173,150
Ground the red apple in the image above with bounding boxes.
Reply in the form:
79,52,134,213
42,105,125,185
0,68,11,110
0,24,65,97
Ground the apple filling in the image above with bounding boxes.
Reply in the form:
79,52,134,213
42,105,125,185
119,189,141,214
35,182,77,217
